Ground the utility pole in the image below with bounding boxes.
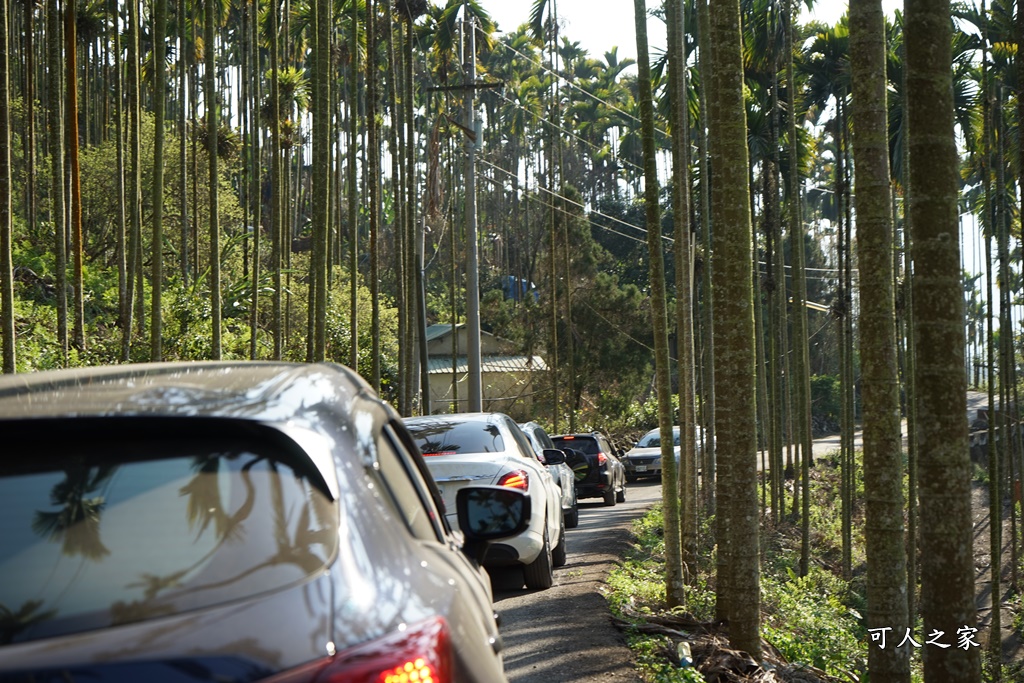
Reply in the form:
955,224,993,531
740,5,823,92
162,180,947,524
464,13,483,412
426,9,500,413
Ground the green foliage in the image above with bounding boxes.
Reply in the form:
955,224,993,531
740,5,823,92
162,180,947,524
761,567,865,677
626,634,705,683
810,373,841,427
606,468,870,682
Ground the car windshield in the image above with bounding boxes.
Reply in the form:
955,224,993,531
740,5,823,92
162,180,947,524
637,430,681,448
551,436,599,455
0,432,337,645
405,419,505,455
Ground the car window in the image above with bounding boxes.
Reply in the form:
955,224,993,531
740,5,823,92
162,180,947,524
551,436,599,455
0,434,337,645
528,424,555,450
373,426,444,543
405,419,506,455
638,432,660,448
506,419,539,460
638,430,681,448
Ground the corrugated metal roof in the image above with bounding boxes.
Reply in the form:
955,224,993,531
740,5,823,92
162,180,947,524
426,355,549,374
425,323,462,343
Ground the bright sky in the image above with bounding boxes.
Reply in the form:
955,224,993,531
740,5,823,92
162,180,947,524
484,1,902,68
485,0,667,67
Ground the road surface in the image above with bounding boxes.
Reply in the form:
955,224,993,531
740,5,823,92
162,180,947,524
494,479,662,682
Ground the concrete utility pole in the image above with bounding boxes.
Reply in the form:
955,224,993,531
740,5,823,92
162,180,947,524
464,13,483,412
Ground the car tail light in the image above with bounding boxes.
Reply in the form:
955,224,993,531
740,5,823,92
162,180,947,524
597,452,607,465
497,469,529,491
422,451,457,457
260,616,451,683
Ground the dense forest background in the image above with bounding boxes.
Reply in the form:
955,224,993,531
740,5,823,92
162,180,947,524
0,0,1020,678
0,0,859,427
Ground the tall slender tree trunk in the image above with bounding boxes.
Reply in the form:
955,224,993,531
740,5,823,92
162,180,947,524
399,16,414,400
905,0,980,676
151,0,168,359
365,0,379,374
271,0,283,359
127,0,142,353
206,0,221,358
179,21,189,284
65,0,84,352
707,0,760,655
783,0,812,544
346,7,359,369
850,0,909,678
695,0,716,515
311,0,330,360
49,0,66,362
667,0,697,583
24,0,35,242
248,0,261,359
634,0,683,609
0,0,13,372
113,3,127,362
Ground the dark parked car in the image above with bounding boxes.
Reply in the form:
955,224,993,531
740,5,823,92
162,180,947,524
0,361,528,683
550,432,627,507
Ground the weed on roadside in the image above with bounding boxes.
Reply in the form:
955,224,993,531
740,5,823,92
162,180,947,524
605,462,868,682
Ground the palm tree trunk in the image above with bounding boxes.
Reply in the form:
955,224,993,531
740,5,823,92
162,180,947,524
271,0,283,359
365,0,379,373
905,0,980,676
248,0,261,359
179,18,189,284
311,0,330,360
707,0,760,655
850,0,910,678
634,0,683,610
346,6,359,369
0,0,13,372
46,0,66,362
65,0,84,352
206,0,221,358
695,0,716,515
127,0,143,348
151,0,168,360
24,0,35,242
113,1,127,362
667,0,697,588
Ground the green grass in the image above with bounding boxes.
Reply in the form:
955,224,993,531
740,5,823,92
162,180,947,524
605,459,871,682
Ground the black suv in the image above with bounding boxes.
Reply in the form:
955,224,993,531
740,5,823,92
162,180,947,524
550,432,627,506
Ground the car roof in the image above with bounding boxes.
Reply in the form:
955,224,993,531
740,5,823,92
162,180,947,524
404,412,509,426
0,361,373,421
644,426,681,435
0,361,392,502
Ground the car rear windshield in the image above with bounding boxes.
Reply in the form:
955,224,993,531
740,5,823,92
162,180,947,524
0,428,338,645
405,419,506,455
551,435,600,455
638,431,681,448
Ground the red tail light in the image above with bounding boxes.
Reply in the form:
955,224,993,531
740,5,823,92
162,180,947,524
497,469,529,491
260,616,451,683
597,452,607,465
422,451,457,457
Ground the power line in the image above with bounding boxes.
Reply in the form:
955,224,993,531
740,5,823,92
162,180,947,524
485,25,672,140
489,88,647,177
476,157,670,244
477,170,647,246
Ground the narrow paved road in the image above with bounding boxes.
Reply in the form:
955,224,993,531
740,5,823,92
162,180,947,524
494,479,662,682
